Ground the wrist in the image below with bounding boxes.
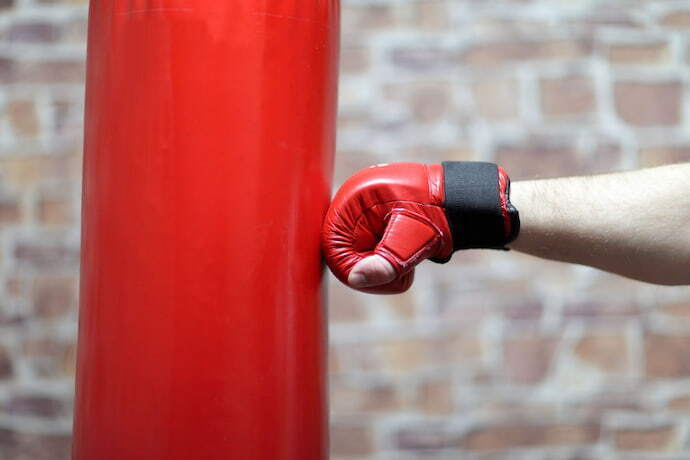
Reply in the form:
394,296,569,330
505,179,552,253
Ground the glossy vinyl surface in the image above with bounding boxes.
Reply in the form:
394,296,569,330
73,2,339,459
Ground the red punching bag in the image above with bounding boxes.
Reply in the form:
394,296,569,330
73,2,339,459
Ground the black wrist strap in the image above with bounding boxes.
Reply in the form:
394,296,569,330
440,161,519,252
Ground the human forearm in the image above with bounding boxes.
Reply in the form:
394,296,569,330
508,164,690,285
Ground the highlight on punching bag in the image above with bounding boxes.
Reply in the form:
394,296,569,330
73,2,339,459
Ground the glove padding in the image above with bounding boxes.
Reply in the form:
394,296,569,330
322,162,518,294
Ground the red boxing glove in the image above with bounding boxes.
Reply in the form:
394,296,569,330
322,162,519,294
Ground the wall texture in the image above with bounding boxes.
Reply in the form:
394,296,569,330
1,0,690,459
0,0,85,458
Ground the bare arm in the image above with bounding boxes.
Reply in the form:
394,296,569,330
508,163,690,285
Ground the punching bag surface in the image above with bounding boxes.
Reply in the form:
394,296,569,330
73,2,339,459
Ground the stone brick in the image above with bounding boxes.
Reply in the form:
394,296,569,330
645,334,690,378
330,420,374,456
614,81,682,126
661,11,690,28
37,197,73,225
19,60,85,83
377,338,436,373
0,57,15,83
572,391,643,414
0,199,21,224
438,333,483,366
461,39,591,66
0,157,45,190
472,78,519,120
639,145,690,167
613,426,676,451
8,100,40,137
606,42,669,65
342,4,396,32
463,423,600,451
541,76,595,116
8,395,64,418
409,83,453,122
360,384,399,412
0,155,82,190
575,334,628,372
503,336,558,384
415,0,449,30
14,240,80,270
5,277,25,297
8,21,59,43
390,46,456,71
395,423,458,450
17,432,71,460
570,8,642,29
667,394,690,411
0,345,13,380
32,276,77,318
503,300,543,320
0,428,19,453
415,378,454,414
660,301,690,317
384,81,453,123
331,381,400,414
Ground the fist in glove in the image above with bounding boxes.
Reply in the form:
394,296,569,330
321,162,519,294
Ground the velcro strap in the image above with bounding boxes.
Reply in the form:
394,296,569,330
442,161,510,250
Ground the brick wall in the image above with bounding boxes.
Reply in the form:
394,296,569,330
1,0,690,458
0,0,85,457
334,0,690,458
